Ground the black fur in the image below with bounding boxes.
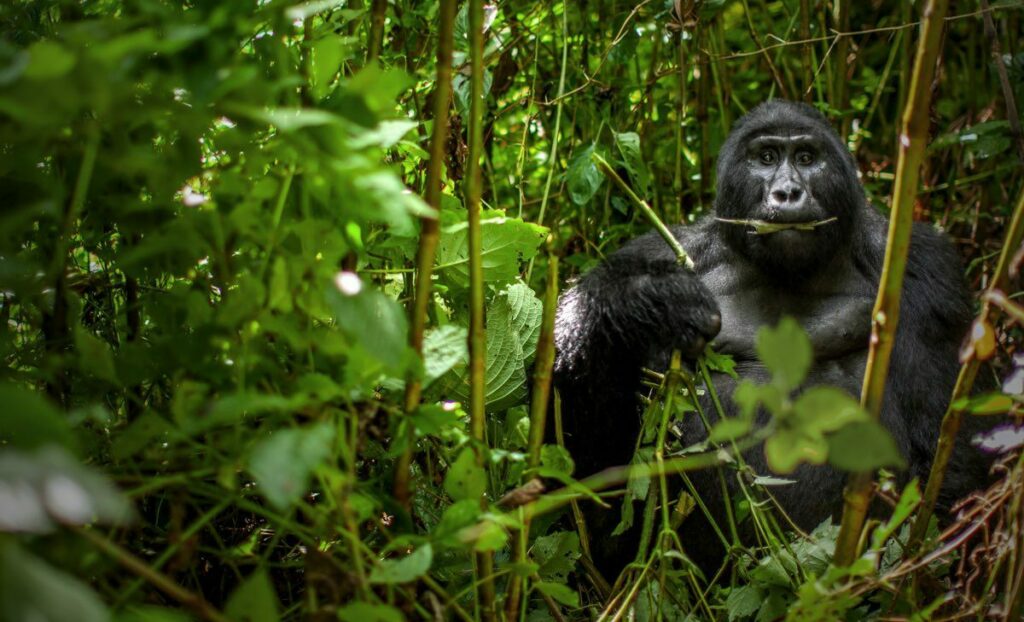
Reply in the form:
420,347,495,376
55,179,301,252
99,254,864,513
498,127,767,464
553,100,989,576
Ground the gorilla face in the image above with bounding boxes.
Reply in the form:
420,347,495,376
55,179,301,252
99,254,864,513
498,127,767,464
714,101,865,276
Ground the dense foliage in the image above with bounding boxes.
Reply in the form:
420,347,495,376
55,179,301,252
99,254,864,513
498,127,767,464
0,1,1022,620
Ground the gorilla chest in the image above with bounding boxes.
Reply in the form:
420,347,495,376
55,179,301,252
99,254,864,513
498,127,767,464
702,266,875,374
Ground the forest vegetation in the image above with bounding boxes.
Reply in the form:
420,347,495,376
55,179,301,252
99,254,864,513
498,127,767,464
0,0,1023,620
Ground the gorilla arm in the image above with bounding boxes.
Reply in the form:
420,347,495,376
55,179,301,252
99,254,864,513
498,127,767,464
553,231,721,473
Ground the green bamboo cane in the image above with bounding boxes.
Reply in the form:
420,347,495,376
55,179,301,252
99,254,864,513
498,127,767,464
505,242,560,621
394,0,456,509
465,0,496,617
832,0,950,567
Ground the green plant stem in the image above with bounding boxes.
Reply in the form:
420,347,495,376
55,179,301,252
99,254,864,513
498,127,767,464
513,435,762,522
907,182,1024,551
833,0,950,567
465,0,496,617
45,127,99,406
74,526,232,622
505,245,559,621
366,0,387,62
592,152,692,269
395,0,456,510
656,352,683,547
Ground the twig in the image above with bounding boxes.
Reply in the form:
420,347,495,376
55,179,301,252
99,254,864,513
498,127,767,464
465,0,496,618
395,0,456,509
74,526,232,622
833,0,950,567
591,152,693,269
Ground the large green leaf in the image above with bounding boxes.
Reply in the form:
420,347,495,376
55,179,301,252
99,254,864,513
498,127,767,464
435,210,547,290
248,424,334,510
224,570,280,622
433,282,543,410
756,317,812,392
0,541,108,622
369,544,433,584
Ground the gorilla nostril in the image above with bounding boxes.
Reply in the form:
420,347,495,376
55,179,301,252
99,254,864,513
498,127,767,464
790,188,803,201
708,313,722,336
771,190,788,204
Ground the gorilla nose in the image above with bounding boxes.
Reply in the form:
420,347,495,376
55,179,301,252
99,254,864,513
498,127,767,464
770,186,803,205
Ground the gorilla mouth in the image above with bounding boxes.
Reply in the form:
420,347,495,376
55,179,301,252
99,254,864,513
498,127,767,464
715,216,837,235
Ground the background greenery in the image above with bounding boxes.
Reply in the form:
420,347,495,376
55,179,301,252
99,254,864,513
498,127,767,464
0,0,1022,620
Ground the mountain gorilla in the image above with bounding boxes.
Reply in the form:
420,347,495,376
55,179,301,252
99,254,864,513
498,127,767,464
553,100,988,575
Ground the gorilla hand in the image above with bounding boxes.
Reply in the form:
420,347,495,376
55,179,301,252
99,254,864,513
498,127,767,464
554,247,721,373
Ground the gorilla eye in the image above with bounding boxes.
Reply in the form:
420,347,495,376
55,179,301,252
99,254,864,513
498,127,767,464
759,149,776,164
796,151,815,165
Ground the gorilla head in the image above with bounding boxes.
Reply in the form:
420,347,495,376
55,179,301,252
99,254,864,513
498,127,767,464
714,100,867,275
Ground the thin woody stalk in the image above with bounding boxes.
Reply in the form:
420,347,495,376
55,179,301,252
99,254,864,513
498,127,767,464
366,0,387,62
465,0,496,617
505,244,559,621
908,184,1024,550
592,152,692,269
394,0,457,510
832,0,950,567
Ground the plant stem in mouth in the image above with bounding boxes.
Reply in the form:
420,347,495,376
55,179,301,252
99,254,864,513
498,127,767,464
714,216,838,235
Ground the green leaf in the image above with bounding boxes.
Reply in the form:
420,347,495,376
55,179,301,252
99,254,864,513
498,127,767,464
870,479,920,550
436,210,547,290
268,257,293,313
75,329,119,384
765,429,828,474
444,449,487,501
0,541,108,622
369,544,433,584
826,421,906,472
337,604,404,622
433,282,543,410
422,325,468,387
327,274,411,374
535,581,580,607
540,444,575,477
727,584,763,621
791,387,866,434
532,531,581,582
756,317,812,392
614,131,650,197
0,384,74,451
224,570,280,622
567,145,603,205
709,416,753,443
23,41,76,79
248,424,334,510
309,35,348,101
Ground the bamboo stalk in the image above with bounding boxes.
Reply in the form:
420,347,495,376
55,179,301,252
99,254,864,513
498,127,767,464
465,0,496,617
980,0,1024,160
832,0,950,567
366,0,387,62
525,1,568,283
505,242,559,621
394,0,457,510
907,182,1024,551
